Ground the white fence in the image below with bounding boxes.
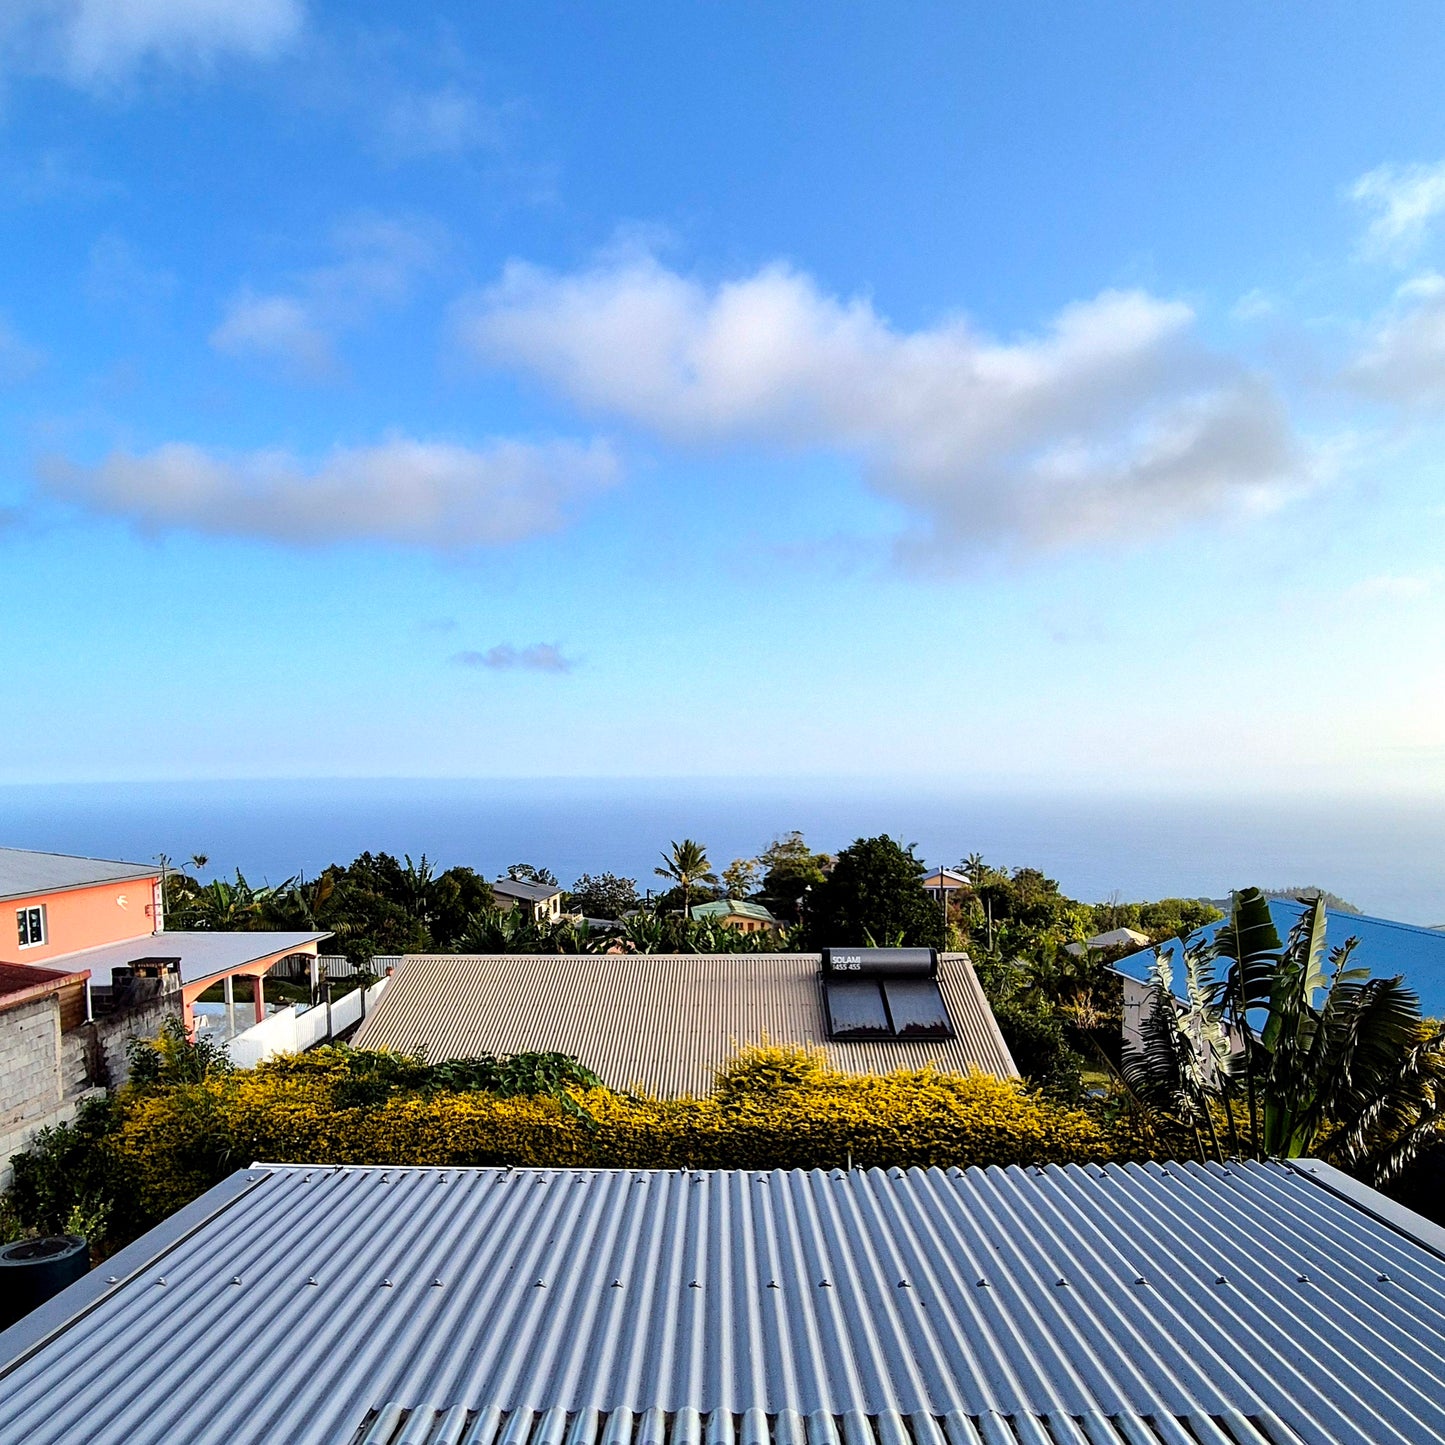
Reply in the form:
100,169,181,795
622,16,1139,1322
226,977,390,1069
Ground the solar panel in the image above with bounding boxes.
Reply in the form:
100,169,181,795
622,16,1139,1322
824,978,893,1038
882,978,954,1039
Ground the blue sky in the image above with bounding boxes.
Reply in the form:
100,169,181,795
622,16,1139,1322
4,2,1445,793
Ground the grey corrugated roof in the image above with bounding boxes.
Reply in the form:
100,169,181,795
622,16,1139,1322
62,929,331,985
2,1160,1443,1445
493,878,564,904
352,952,1016,1090
0,846,157,903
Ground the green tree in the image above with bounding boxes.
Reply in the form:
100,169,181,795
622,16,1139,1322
757,832,831,922
567,872,640,919
803,835,943,949
506,863,558,886
655,839,718,917
722,856,761,899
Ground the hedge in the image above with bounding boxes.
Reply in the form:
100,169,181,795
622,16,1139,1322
108,1043,1116,1223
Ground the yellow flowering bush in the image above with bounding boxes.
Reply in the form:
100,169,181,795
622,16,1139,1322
107,1042,1116,1223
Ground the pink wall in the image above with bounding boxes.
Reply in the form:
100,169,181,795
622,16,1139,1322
3,877,161,965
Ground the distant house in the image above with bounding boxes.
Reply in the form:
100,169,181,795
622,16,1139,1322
353,950,1016,1093
920,866,970,899
492,876,566,923
689,898,780,933
6,1157,1445,1445
1064,925,1151,957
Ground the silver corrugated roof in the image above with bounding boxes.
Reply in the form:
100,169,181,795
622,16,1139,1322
0,846,156,903
2,1160,1443,1445
351,952,1016,1089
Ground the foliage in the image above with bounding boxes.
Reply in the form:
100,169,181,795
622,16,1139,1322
506,863,558,886
6,1097,128,1242
127,1016,234,1088
566,872,639,919
1263,886,1361,915
988,999,1087,1103
756,832,831,922
721,856,761,900
1123,889,1445,1183
1090,895,1224,942
804,835,943,948
655,839,719,916
85,1049,1112,1231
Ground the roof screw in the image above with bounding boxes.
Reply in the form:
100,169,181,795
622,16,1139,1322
612,1280,624,1288
1055,1278,1067,1288
689,1280,700,1288
534,1279,546,1288
432,1278,444,1287
1134,1278,1146,1286
976,1279,988,1288
819,1280,832,1288
898,1280,911,1288
106,1276,119,1285
156,1277,166,1287
1297,1274,1309,1283
381,1279,393,1288
1378,1273,1390,1283
1215,1276,1227,1285
307,1276,318,1286
767,1281,779,1289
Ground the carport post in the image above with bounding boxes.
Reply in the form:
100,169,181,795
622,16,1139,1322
252,973,265,1024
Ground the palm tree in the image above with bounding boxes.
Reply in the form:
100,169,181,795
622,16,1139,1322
655,839,718,917
1125,888,1445,1183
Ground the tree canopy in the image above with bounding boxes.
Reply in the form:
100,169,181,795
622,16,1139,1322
804,835,943,948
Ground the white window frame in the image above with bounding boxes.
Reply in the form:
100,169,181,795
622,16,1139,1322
17,904,47,949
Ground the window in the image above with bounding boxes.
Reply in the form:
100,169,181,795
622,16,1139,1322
17,905,46,949
820,948,955,1041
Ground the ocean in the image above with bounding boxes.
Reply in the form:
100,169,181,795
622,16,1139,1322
2,777,1443,925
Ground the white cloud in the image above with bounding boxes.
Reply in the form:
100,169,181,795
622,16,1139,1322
0,316,43,383
458,254,1303,557
452,644,577,673
1351,161,1445,261
1347,572,1438,603
39,436,619,549
379,86,501,160
209,214,440,379
210,292,334,377
1348,272,1445,409
4,0,303,87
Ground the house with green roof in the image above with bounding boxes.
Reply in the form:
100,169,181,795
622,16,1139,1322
689,897,781,933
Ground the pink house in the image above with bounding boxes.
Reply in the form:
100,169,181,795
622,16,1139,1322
0,847,329,1032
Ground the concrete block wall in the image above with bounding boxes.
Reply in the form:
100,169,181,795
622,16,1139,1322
0,985,182,1188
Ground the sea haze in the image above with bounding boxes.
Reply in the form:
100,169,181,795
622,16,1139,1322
3,778,1444,925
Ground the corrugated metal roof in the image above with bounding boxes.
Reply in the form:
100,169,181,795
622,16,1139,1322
1114,899,1445,1022
690,900,779,924
352,953,1016,1090
0,846,156,903
2,1160,1443,1445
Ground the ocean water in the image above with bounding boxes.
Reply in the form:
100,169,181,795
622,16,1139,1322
2,777,1444,925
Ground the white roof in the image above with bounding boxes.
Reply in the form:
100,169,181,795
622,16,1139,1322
57,930,330,986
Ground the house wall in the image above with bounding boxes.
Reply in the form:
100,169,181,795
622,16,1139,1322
4,877,161,966
0,981,181,1188
0,994,68,1189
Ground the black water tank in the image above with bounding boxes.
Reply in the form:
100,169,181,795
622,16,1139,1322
820,947,937,976
0,1236,89,1330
